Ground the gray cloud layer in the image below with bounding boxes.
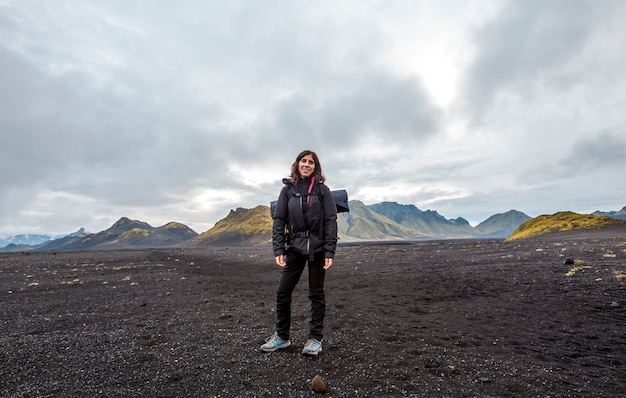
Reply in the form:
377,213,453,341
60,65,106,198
1,0,625,235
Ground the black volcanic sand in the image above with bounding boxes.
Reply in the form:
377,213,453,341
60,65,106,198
2,229,626,397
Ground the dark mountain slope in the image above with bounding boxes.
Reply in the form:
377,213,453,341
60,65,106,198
34,218,197,251
474,210,532,238
338,201,425,240
369,202,475,237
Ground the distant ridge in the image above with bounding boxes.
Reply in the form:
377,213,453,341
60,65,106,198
369,201,475,237
593,206,626,221
0,233,52,247
339,201,425,240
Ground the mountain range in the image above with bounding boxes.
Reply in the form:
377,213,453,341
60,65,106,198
592,206,626,220
2,202,625,252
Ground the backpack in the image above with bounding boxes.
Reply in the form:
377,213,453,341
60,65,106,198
270,189,349,218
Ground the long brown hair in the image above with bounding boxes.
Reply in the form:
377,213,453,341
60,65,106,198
290,150,326,182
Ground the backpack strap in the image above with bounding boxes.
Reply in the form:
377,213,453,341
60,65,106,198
313,180,325,262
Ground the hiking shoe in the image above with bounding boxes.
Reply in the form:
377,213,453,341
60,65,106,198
260,333,291,352
302,338,322,356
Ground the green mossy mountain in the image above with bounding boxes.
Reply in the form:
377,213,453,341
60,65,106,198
504,211,626,241
189,205,272,246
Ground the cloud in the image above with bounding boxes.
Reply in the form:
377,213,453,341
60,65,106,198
567,130,626,171
264,71,440,149
460,0,622,125
521,129,626,182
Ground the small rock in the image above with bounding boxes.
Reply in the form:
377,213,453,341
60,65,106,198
563,258,574,265
312,375,326,393
610,301,620,308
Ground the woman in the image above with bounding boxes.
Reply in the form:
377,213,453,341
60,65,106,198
260,150,338,356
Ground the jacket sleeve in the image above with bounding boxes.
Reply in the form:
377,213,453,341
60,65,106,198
272,186,290,256
321,185,338,258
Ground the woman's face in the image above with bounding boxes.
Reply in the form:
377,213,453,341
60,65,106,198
298,154,315,178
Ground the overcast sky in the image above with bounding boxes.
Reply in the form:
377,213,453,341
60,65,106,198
1,0,625,236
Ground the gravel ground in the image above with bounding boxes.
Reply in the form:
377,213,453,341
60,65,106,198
1,228,625,397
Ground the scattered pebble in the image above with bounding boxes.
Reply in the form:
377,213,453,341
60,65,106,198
312,375,326,393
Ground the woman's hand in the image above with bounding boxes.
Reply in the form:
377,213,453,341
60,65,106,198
275,255,286,267
323,257,333,270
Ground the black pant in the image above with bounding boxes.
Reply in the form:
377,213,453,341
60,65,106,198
275,251,326,341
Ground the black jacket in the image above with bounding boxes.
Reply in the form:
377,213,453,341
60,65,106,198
272,175,338,258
